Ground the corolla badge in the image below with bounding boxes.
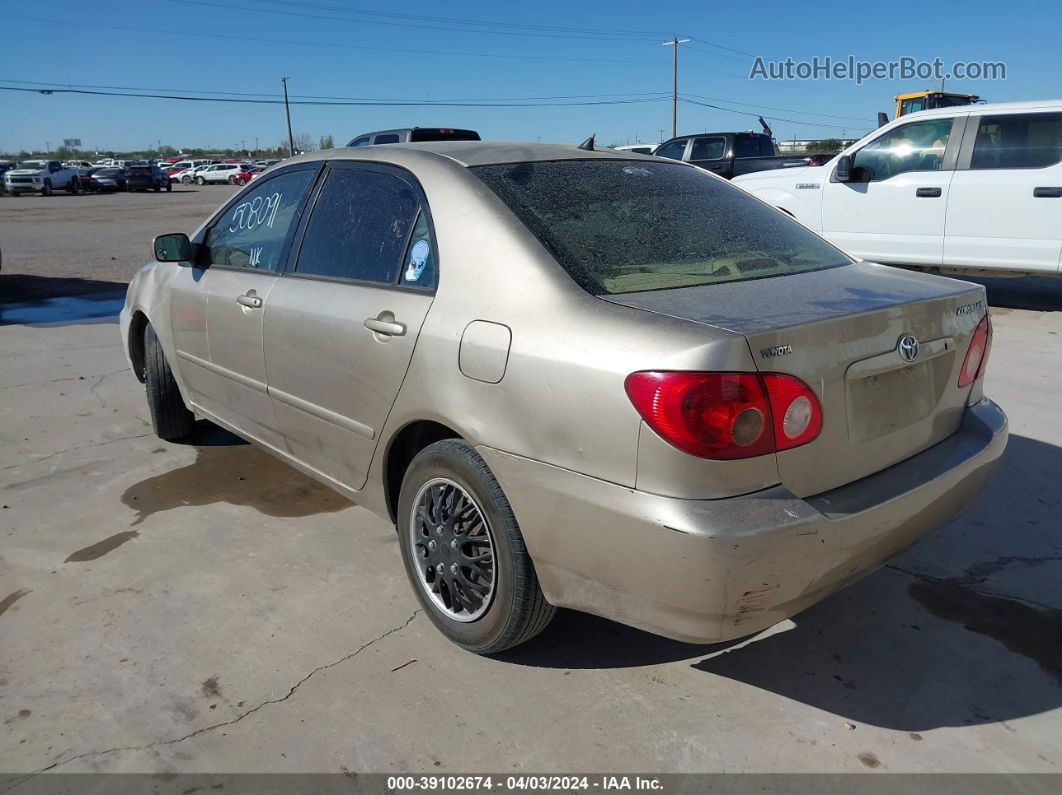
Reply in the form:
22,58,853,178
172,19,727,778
897,333,919,363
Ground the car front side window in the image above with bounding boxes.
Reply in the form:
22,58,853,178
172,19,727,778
204,169,318,271
850,118,954,182
654,139,687,160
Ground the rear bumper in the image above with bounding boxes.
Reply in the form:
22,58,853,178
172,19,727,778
479,398,1007,643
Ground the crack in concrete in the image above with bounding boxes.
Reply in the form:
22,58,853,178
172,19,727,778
886,562,1057,612
2,609,421,788
0,433,153,474
0,368,127,392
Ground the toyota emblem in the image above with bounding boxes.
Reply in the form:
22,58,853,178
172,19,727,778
897,334,919,363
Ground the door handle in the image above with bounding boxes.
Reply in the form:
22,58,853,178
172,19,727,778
915,187,942,198
236,293,262,309
364,317,406,336
1033,187,1062,198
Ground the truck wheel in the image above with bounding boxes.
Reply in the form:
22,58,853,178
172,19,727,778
41,180,53,196
397,439,555,654
144,323,195,441
67,178,82,194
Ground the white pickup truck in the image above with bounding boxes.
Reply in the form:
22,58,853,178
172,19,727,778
3,160,82,196
733,100,1062,277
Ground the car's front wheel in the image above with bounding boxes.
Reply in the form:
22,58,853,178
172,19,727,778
144,323,194,441
397,440,555,654
195,176,206,185
41,180,52,196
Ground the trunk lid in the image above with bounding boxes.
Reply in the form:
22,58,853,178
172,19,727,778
606,262,988,497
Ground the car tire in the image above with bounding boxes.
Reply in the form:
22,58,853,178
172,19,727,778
397,439,555,654
165,180,172,192
41,180,52,196
144,323,195,441
181,175,191,184
195,176,206,186
67,178,81,195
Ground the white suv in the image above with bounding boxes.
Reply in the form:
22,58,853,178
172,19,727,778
195,163,247,185
733,100,1062,277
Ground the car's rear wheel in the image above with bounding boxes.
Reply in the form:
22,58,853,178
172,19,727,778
144,323,194,441
165,180,172,192
67,178,81,194
397,440,555,654
41,180,52,196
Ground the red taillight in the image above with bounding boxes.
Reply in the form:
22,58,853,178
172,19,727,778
958,314,991,388
624,371,822,460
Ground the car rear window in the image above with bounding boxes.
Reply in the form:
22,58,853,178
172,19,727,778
472,159,849,295
410,129,481,142
127,166,151,175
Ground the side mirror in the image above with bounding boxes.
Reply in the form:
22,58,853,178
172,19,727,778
154,232,194,263
834,154,852,183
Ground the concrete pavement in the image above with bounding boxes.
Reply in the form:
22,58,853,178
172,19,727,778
0,284,1060,779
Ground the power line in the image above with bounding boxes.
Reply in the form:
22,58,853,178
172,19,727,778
169,0,668,42
0,15,677,67
0,79,667,103
680,97,871,131
681,92,878,123
0,85,669,108
242,0,678,38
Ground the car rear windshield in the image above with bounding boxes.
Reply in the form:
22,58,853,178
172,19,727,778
127,166,152,175
410,129,480,142
472,159,849,295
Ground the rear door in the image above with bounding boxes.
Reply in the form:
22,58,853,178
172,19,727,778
174,164,320,447
944,110,1062,273
686,135,729,177
263,161,437,490
820,115,963,265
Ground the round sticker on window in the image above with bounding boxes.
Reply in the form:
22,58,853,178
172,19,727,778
405,239,431,282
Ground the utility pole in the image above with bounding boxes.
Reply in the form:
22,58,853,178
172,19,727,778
281,76,295,157
255,136,259,154
661,37,690,139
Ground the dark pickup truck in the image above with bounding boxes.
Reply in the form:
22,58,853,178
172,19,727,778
654,131,813,179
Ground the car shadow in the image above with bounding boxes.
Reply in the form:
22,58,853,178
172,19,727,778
963,273,1062,312
122,423,352,525
499,434,1062,731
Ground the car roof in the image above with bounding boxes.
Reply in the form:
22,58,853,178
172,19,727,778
282,141,657,169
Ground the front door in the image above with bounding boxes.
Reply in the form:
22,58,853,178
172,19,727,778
179,165,320,447
263,163,437,490
821,116,960,266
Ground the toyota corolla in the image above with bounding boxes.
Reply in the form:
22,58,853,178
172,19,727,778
120,142,1007,653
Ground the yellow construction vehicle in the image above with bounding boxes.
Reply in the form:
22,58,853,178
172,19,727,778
894,90,980,118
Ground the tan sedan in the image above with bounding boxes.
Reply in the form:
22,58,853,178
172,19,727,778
120,142,1007,653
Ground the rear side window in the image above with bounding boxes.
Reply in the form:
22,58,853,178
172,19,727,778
970,113,1062,169
351,137,371,147
473,160,849,295
734,136,762,158
204,169,317,270
374,134,401,144
690,137,726,161
295,168,420,284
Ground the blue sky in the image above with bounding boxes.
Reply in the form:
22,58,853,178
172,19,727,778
1,0,1059,154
